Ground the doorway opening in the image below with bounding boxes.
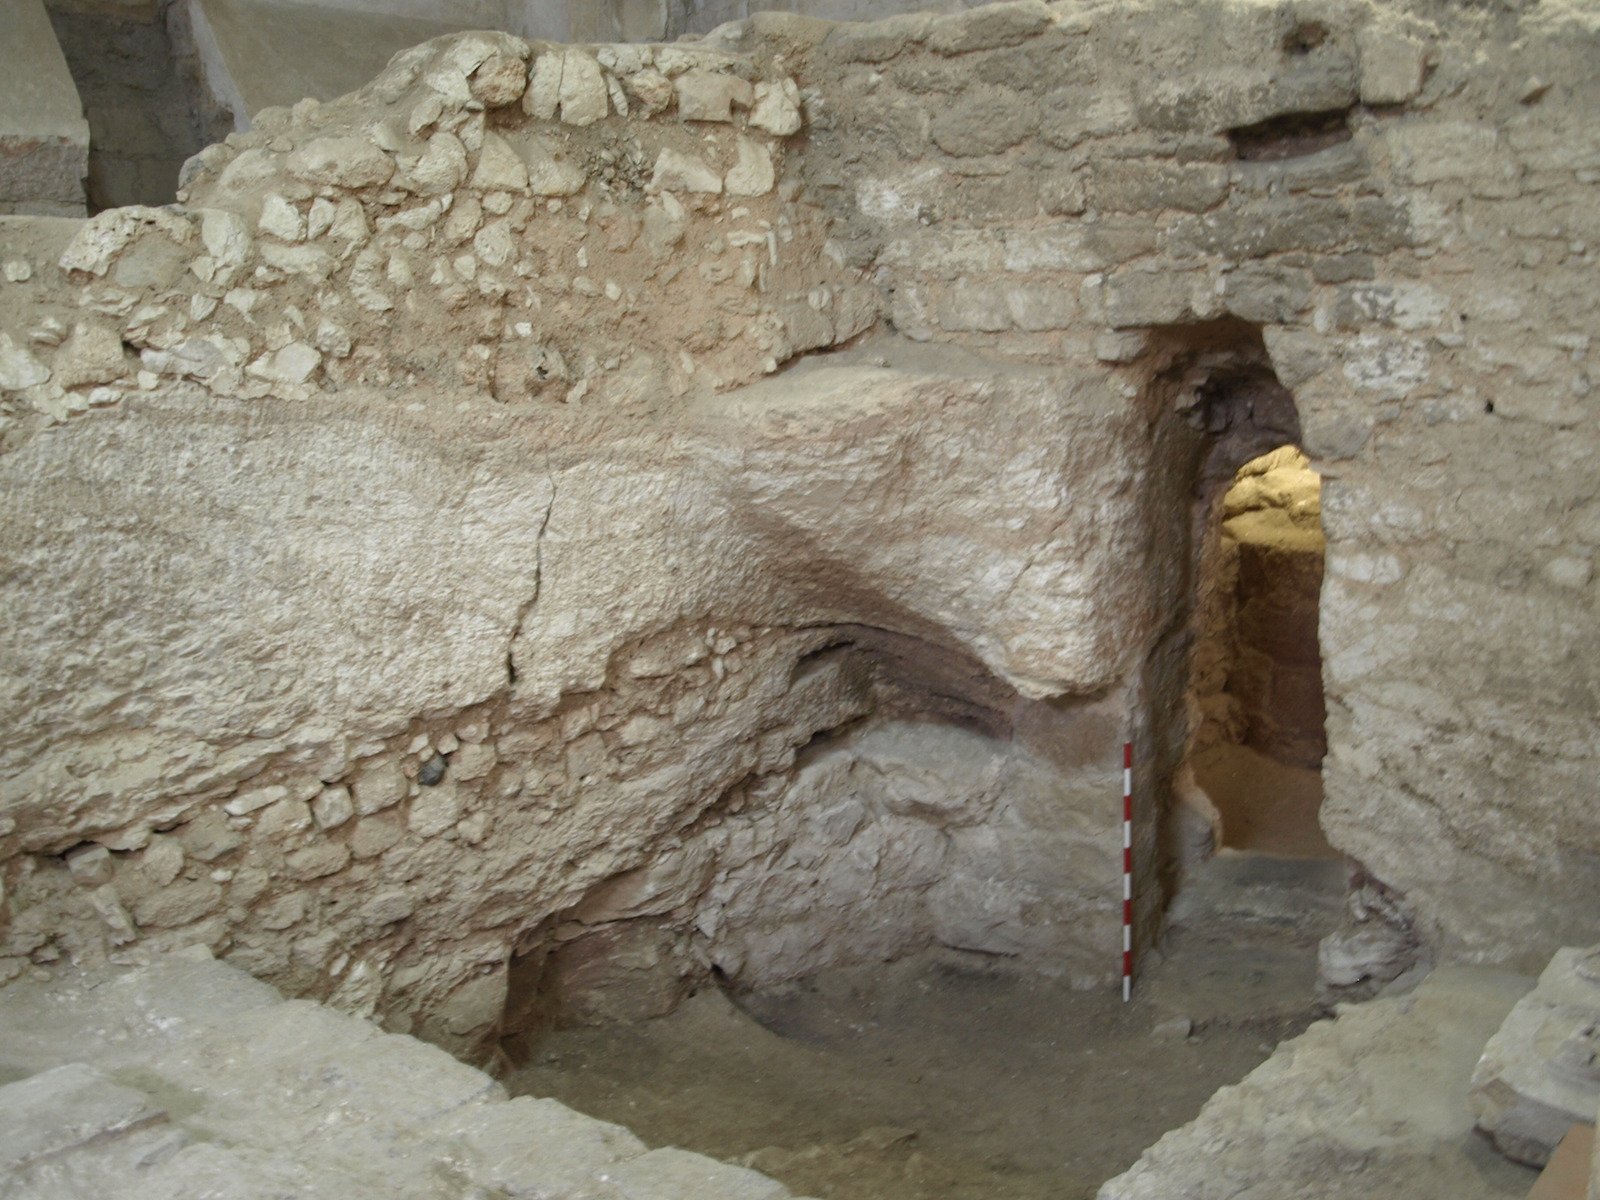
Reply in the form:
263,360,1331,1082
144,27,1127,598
1186,445,1335,860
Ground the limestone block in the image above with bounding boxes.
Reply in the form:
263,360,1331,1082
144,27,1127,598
0,1064,164,1171
0,335,50,392
1087,161,1228,214
1099,270,1202,328
284,842,350,881
286,137,394,190
0,0,89,216
1472,946,1600,1166
58,206,192,278
1358,26,1428,106
1102,969,1537,1200
469,54,528,108
434,1096,647,1196
402,132,469,196
520,138,587,196
470,134,529,193
351,762,407,816
675,69,753,123
132,879,222,928
525,52,564,120
927,1,1054,55
930,93,1036,157
558,51,609,126
624,68,674,115
937,281,1011,332
652,148,723,194
825,13,934,63
224,784,288,817
53,323,128,390
451,743,496,783
408,781,461,837
64,846,112,888
749,78,803,136
725,139,775,197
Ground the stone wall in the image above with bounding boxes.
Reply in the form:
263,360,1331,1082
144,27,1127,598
0,0,1597,1057
0,0,90,217
774,0,1600,972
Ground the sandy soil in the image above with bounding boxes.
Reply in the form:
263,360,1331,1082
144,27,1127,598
507,854,1345,1200
1192,741,1337,859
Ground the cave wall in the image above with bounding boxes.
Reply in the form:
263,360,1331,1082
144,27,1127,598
0,0,1597,1054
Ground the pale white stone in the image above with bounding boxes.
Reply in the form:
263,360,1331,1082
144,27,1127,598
558,51,608,127
470,134,529,193
258,195,306,242
0,335,51,391
248,343,322,386
287,136,395,189
524,52,563,120
725,139,775,197
749,78,803,137
203,209,252,265
403,133,469,196
311,785,355,829
524,144,586,197
624,68,674,115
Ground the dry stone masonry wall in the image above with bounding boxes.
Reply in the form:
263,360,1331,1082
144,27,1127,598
0,0,1597,1061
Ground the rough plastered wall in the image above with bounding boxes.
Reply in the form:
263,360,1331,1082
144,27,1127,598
0,0,1598,1056
775,0,1600,978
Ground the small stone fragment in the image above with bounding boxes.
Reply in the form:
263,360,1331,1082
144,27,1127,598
470,53,528,107
675,70,753,123
652,148,723,195
311,785,355,829
65,845,113,887
258,195,305,242
418,753,447,787
248,343,321,386
352,762,408,815
525,52,563,120
288,136,395,189
0,334,51,392
52,324,127,389
725,139,775,197
625,69,674,115
748,79,803,137
558,51,609,126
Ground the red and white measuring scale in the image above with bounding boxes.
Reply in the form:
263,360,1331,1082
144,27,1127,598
1122,740,1133,1003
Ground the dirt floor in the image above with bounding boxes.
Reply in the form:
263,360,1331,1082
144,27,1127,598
507,853,1348,1200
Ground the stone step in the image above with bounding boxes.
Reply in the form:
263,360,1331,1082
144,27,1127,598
0,951,804,1200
